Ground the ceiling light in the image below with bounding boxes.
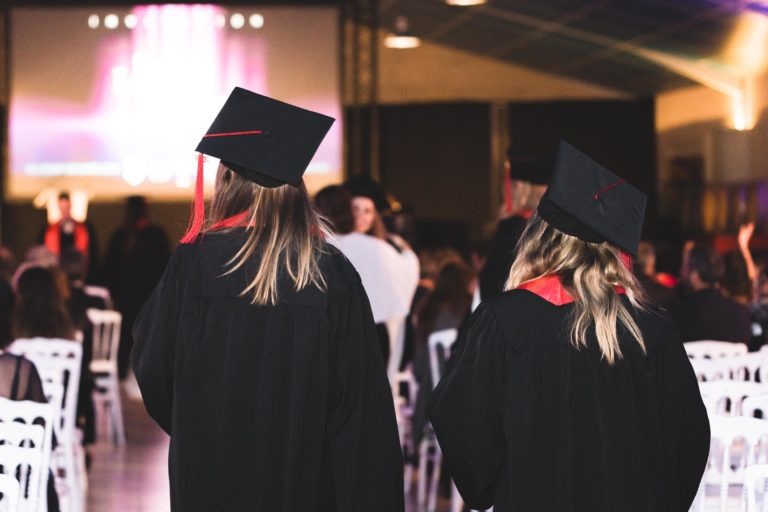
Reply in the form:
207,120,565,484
446,0,487,5
124,14,138,29
249,14,264,29
87,14,99,29
385,16,421,49
104,14,119,30
230,13,245,29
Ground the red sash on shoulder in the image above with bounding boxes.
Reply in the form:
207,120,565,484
517,275,626,306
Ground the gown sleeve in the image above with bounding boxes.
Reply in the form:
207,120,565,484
131,249,184,435
427,303,507,510
657,320,710,511
326,266,405,512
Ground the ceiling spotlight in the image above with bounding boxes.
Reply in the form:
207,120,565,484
124,14,138,29
445,0,487,5
249,13,264,29
230,13,245,29
87,14,100,29
384,16,421,49
214,14,226,28
104,14,119,30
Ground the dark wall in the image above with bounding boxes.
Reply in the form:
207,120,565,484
507,99,658,237
378,102,492,246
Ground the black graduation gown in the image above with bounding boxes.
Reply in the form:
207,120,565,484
131,230,404,512
428,290,710,512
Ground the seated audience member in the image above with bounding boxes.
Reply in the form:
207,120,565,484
410,262,475,460
634,241,679,310
672,245,751,343
0,281,61,511
13,266,76,341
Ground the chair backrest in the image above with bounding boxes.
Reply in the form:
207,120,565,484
729,353,768,382
0,398,55,512
83,285,113,309
87,309,122,363
698,381,768,416
9,339,82,444
0,472,20,512
685,340,748,359
0,445,44,512
743,395,768,420
690,358,730,382
743,463,768,512
428,328,459,389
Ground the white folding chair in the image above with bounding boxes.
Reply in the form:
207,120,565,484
730,353,768,382
699,381,768,417
0,472,20,512
702,416,768,512
744,395,768,420
87,308,125,446
417,329,459,512
82,285,113,309
0,398,55,512
685,341,748,360
742,463,768,512
690,358,730,382
8,339,85,512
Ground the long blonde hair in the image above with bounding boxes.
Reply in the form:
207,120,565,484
208,164,331,305
505,213,647,364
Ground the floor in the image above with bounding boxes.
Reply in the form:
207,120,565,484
83,391,744,512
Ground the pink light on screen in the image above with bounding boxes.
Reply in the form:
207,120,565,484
12,4,269,189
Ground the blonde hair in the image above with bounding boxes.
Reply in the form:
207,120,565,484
208,165,331,305
507,180,547,215
505,213,647,364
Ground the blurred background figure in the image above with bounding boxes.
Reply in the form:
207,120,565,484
40,192,99,277
479,152,551,301
13,265,76,341
672,244,751,344
633,241,679,310
315,184,418,366
102,196,169,379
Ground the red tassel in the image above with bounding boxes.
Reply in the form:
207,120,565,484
503,167,513,215
619,250,633,271
180,153,206,244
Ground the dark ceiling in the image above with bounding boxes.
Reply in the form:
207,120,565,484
379,0,759,95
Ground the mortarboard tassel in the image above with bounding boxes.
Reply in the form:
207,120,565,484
180,153,206,244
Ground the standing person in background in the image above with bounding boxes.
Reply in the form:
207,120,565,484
315,184,418,365
634,241,679,310
102,196,169,379
132,88,403,511
479,152,551,301
41,192,98,275
429,141,709,512
672,245,752,344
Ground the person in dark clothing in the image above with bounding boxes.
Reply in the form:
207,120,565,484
102,195,170,379
132,88,403,512
479,152,551,301
429,141,709,512
634,241,679,310
672,245,752,343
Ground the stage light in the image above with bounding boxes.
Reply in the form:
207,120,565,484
249,14,264,29
446,0,487,4
124,14,138,29
104,14,119,30
214,14,226,28
87,15,100,29
230,13,245,29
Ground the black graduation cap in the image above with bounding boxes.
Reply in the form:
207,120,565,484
344,175,391,212
196,87,335,187
537,141,647,257
506,151,553,185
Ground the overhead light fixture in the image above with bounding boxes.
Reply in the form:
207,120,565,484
445,0,487,5
384,16,421,49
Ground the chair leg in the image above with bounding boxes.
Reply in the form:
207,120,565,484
427,448,442,512
417,438,429,505
451,480,463,512
108,379,126,446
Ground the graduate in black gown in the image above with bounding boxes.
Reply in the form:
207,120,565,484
429,141,710,512
478,151,551,301
132,88,404,512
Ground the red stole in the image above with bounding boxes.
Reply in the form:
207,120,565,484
44,221,89,256
517,275,626,306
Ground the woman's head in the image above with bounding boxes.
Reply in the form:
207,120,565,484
506,213,646,364
416,261,475,345
209,164,331,306
13,265,74,340
351,196,378,234
313,185,354,234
